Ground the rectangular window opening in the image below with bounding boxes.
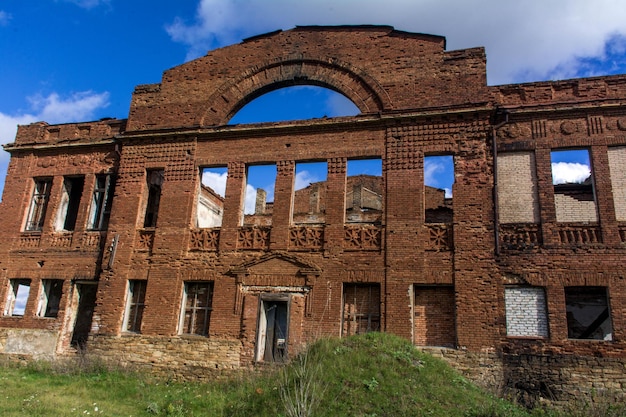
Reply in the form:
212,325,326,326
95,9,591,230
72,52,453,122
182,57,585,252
565,286,613,341
38,279,63,318
197,167,227,228
243,164,277,226
293,161,327,224
5,279,31,316
25,178,52,232
346,158,382,224
551,149,597,223
342,283,381,336
55,176,85,231
143,169,164,228
88,174,115,230
123,280,147,333
180,282,214,336
424,155,454,223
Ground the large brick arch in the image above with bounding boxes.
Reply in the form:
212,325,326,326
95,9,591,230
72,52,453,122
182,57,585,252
201,56,393,126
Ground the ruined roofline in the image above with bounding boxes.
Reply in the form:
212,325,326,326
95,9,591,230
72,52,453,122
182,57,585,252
242,25,446,48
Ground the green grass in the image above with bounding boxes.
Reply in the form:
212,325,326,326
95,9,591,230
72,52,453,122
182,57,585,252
0,333,623,416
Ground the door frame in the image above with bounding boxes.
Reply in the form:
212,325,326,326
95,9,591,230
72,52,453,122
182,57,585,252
255,293,290,362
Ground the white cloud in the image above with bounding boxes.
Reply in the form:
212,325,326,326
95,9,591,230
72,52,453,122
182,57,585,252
201,170,228,197
167,0,626,84
0,10,11,26
551,162,591,185
294,170,320,191
424,159,444,188
0,91,110,146
244,184,257,214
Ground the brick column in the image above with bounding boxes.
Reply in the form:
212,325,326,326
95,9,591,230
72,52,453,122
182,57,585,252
590,145,620,246
535,147,557,246
219,162,246,251
270,160,295,250
324,158,346,254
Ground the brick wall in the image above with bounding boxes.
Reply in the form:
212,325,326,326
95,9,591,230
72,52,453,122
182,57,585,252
504,287,549,338
497,152,540,224
608,146,626,221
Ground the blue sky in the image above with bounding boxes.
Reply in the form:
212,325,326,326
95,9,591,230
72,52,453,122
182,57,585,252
2,0,626,199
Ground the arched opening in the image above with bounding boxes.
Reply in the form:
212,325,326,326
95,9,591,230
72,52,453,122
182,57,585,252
228,86,360,125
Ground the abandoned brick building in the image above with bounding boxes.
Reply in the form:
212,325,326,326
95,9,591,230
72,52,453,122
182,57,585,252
1,26,625,400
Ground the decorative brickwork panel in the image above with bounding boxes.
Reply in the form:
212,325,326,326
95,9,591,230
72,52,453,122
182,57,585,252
136,229,155,252
81,231,104,249
237,226,270,250
556,224,602,245
499,224,542,251
119,140,195,184
189,229,220,251
425,224,452,251
18,233,41,248
386,128,418,170
343,225,382,250
607,146,626,221
49,232,73,248
504,287,548,338
497,152,540,224
288,226,323,250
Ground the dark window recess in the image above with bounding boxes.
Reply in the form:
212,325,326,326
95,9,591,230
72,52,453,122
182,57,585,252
144,170,164,228
57,177,85,231
25,179,52,231
342,283,381,336
39,280,63,318
565,286,613,340
88,174,115,230
181,282,213,336
124,280,146,333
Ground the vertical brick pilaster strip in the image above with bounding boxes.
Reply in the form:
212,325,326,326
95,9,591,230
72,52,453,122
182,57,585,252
270,160,295,250
220,161,245,251
535,147,557,246
325,157,347,254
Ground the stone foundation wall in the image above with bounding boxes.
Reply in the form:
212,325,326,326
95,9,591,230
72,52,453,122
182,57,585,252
88,334,242,380
424,348,626,407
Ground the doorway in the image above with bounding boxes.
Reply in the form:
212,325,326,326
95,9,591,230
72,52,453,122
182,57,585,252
70,282,98,349
256,297,289,362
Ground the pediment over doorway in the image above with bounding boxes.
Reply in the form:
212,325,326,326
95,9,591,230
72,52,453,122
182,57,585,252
229,252,321,277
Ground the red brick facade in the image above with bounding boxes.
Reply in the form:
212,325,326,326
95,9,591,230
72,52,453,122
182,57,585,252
1,26,625,400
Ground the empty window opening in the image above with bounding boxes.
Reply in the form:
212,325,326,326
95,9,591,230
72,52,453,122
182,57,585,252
244,164,277,226
123,280,146,333
565,286,613,341
293,161,327,224
71,283,98,349
54,176,85,231
424,155,454,223
5,279,31,316
504,287,548,338
180,282,214,336
87,174,115,230
197,167,227,228
346,159,383,224
143,169,164,228
256,298,289,363
25,178,52,232
551,149,597,222
229,86,359,124
342,283,381,336
38,279,63,318
414,285,456,347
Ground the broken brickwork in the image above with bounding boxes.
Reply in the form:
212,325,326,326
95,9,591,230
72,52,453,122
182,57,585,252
0,26,625,401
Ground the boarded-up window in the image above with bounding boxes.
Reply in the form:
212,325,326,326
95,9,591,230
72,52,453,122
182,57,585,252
414,285,456,347
565,286,612,341
504,287,548,338
123,280,146,333
342,283,380,336
497,152,540,224
180,282,213,336
608,146,626,221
